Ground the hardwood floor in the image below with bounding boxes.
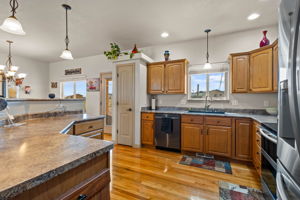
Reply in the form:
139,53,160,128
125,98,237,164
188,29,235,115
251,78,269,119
108,143,261,200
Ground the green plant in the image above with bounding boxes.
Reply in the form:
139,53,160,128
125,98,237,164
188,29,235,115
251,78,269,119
104,43,128,60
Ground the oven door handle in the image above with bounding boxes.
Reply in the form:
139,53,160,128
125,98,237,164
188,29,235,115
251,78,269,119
259,128,277,144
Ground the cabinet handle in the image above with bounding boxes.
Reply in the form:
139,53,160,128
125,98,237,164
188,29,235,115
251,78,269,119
77,194,88,200
88,125,93,129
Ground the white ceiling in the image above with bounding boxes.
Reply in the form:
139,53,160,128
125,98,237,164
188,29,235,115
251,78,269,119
0,0,279,63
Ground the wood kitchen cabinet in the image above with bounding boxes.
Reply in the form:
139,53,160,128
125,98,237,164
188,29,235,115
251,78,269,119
147,59,188,94
141,113,154,145
235,119,252,161
273,41,278,91
230,39,278,93
147,64,165,94
250,48,273,92
231,55,249,93
252,121,261,176
181,115,204,152
205,126,232,157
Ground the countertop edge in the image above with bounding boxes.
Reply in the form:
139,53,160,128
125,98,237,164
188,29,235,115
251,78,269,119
6,98,85,102
1,142,114,199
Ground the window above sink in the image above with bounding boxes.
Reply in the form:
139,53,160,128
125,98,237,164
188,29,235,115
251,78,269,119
188,62,229,101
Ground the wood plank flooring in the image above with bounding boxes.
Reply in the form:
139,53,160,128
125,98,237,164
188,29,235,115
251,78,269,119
107,140,261,200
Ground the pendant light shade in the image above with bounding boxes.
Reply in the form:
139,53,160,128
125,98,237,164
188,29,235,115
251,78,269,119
60,49,73,60
203,29,212,69
0,0,26,35
60,4,73,60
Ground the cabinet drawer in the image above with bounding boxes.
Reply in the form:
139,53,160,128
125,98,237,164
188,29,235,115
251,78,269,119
74,120,104,135
57,169,110,200
142,113,154,120
80,130,103,140
181,115,203,124
205,117,232,127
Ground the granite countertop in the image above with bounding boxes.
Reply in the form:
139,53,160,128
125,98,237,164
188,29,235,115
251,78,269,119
142,110,277,124
0,114,113,199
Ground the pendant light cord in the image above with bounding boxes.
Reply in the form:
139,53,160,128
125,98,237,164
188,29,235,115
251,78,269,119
206,31,209,63
9,0,18,17
65,7,69,50
6,41,13,70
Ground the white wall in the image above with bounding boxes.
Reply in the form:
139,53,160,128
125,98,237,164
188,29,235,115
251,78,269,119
0,53,49,99
49,25,279,114
49,54,113,115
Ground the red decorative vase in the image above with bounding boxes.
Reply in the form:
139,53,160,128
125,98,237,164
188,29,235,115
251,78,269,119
260,30,270,47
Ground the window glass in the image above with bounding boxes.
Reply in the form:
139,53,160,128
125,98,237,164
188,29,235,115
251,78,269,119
208,73,225,98
75,80,87,98
190,74,207,99
63,81,74,99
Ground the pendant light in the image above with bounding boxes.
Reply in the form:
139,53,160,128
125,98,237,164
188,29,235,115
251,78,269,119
60,4,73,60
0,0,26,35
203,29,212,69
0,40,26,84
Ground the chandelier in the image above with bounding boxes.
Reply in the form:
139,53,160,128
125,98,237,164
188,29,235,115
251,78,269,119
0,41,26,85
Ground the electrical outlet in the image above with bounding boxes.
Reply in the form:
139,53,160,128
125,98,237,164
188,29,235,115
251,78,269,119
232,100,238,106
264,100,270,107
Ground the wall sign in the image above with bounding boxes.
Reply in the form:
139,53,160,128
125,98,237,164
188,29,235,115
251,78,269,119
65,68,82,75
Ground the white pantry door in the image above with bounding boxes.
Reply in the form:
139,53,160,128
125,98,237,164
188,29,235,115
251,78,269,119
117,63,134,146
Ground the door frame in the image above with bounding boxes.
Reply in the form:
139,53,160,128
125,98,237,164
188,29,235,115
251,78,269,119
116,63,135,146
100,72,112,134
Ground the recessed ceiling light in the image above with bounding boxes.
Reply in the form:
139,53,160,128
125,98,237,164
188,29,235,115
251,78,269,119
161,32,169,38
247,13,260,21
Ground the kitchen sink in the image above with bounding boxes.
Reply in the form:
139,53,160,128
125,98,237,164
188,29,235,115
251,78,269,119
187,110,226,114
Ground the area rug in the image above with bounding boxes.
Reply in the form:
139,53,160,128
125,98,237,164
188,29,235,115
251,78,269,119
179,155,232,174
219,181,265,200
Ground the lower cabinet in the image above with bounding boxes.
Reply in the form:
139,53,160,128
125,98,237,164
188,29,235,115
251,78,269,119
141,113,154,145
235,119,252,161
205,126,232,157
181,123,204,152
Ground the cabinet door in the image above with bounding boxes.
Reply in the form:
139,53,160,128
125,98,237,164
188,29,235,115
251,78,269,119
273,43,278,91
205,126,232,157
231,55,249,93
141,120,154,145
147,64,164,94
250,48,273,92
165,61,186,94
235,119,252,161
181,123,204,152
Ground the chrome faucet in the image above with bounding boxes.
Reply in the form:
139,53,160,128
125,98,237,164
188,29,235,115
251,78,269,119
204,95,212,111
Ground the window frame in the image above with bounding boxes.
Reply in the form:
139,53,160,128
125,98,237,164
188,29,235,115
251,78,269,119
60,79,87,99
188,71,229,101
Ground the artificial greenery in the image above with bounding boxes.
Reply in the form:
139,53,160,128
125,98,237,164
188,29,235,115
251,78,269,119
104,43,141,60
104,43,128,60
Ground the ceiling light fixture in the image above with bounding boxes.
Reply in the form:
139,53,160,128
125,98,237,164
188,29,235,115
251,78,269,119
60,4,74,60
0,40,26,85
161,32,169,38
247,13,260,21
203,29,212,69
0,0,26,35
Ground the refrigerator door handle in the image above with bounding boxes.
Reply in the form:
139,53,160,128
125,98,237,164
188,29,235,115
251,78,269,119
277,170,300,200
288,3,300,154
277,172,290,200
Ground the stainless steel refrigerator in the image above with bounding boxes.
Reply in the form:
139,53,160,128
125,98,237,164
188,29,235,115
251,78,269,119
278,0,300,199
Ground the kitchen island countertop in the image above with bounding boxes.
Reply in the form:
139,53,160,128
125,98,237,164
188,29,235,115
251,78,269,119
0,114,113,199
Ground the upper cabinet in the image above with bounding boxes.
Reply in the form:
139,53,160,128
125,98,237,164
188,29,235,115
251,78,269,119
147,59,188,94
230,40,278,93
250,48,273,92
231,55,249,93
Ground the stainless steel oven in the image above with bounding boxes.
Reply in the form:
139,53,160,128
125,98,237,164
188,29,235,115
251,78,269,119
260,124,278,200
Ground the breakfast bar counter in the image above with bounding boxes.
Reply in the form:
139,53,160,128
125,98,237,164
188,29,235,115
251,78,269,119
0,114,113,199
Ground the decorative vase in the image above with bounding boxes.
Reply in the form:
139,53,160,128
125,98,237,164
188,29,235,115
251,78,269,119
260,30,270,47
164,50,170,61
49,93,55,99
131,44,138,54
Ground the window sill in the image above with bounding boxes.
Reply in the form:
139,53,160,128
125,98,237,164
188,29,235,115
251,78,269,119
187,99,230,102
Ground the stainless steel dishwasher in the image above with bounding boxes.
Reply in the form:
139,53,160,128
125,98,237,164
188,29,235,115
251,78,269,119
154,113,180,151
